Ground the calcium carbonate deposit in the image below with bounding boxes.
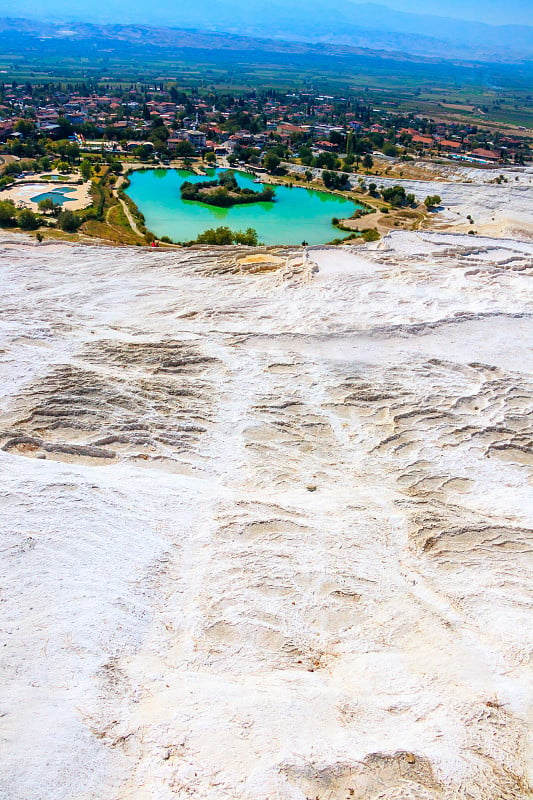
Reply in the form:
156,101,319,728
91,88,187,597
1,230,532,800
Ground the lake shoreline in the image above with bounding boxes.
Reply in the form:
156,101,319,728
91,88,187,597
124,167,361,246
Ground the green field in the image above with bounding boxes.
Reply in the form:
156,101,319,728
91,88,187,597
0,25,532,131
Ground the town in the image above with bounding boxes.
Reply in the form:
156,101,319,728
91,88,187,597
0,78,531,243
1,80,531,164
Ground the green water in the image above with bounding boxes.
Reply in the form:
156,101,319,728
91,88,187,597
125,168,360,245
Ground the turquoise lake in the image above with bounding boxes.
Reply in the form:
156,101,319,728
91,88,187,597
125,168,359,245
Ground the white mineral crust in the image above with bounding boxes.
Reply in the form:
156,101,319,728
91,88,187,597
0,231,532,800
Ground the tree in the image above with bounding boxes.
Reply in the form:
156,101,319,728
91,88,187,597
19,159,37,173
329,130,345,148
299,146,313,166
133,144,153,160
0,200,17,226
315,151,338,170
261,186,275,202
204,151,216,164
38,198,61,216
382,143,398,157
174,140,195,158
80,159,92,181
362,154,374,170
346,131,354,157
195,226,235,244
64,143,80,163
14,118,36,137
3,162,23,176
54,117,74,138
424,195,441,211
263,151,281,173
37,156,51,172
322,171,348,191
234,227,259,246
18,209,39,230
150,124,169,143
381,185,407,207
58,210,82,232
193,226,259,245
353,137,372,156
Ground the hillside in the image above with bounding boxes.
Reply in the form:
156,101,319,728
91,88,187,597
1,15,533,65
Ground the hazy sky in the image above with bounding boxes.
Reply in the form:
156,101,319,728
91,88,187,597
4,0,531,27
374,0,530,24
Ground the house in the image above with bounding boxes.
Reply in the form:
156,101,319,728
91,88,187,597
316,140,338,151
439,139,462,151
186,131,206,149
176,129,207,149
411,135,434,147
469,148,500,162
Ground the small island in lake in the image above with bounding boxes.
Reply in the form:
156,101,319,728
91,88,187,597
180,170,276,207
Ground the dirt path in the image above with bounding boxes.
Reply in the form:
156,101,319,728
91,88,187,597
112,176,144,238
118,198,143,238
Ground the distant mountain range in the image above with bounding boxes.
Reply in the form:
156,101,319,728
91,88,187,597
1,0,532,63
0,12,532,67
276,2,533,62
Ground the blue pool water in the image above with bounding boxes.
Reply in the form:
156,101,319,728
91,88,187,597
31,187,77,205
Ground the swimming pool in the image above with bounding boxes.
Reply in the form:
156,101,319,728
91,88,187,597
30,187,77,205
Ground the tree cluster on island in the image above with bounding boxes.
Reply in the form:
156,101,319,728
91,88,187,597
180,171,275,207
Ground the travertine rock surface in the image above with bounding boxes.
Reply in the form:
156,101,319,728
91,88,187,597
1,232,532,800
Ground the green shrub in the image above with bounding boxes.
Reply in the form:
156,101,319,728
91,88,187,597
38,198,61,216
424,195,441,210
0,199,17,226
3,162,22,176
192,226,260,246
18,209,39,230
361,228,380,242
58,210,82,232
381,185,408,207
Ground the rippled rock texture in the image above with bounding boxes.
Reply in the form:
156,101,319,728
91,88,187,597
1,233,532,800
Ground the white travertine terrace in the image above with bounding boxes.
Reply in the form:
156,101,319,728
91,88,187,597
291,162,533,239
0,231,532,800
